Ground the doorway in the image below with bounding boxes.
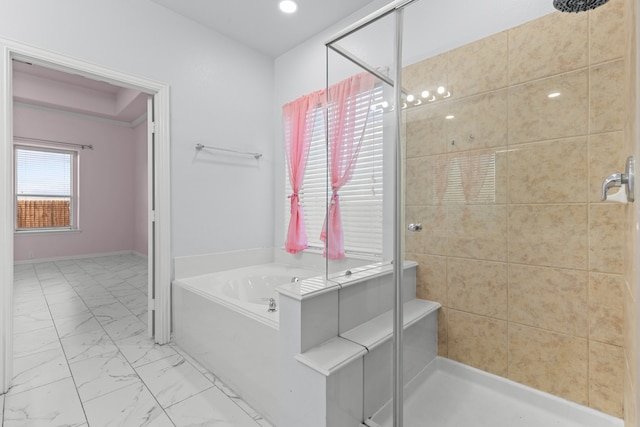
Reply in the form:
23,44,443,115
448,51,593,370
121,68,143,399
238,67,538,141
0,39,171,393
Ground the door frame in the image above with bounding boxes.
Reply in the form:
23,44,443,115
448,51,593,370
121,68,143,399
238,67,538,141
0,38,172,393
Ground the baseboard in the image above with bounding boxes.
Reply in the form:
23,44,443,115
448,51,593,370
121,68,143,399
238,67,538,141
14,250,139,265
132,251,148,259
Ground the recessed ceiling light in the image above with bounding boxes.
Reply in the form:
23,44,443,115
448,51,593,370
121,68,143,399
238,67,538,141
279,0,298,14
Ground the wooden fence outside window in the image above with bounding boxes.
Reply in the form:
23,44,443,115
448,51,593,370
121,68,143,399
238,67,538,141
17,199,70,228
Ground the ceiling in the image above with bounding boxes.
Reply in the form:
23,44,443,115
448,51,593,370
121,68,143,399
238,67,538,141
11,0,384,121
13,61,147,125
150,0,382,57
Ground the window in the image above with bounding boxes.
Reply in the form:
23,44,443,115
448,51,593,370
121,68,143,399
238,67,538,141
15,146,76,231
285,85,384,256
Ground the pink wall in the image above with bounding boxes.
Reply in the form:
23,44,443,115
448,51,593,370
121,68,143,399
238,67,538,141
13,106,143,261
133,120,148,256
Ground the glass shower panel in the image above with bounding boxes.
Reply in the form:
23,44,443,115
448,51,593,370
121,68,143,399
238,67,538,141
325,11,397,275
390,0,623,425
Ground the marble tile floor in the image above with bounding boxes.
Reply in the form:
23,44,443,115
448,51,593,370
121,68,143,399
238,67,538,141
5,253,273,427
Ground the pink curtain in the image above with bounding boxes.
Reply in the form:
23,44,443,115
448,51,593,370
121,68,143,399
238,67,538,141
282,90,324,254
320,72,377,259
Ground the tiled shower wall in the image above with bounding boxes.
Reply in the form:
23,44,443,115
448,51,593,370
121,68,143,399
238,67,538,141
404,0,632,418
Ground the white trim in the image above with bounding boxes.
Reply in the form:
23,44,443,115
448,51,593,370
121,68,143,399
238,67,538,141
14,101,147,128
0,37,172,392
0,41,15,394
12,249,137,265
15,229,82,236
152,89,172,345
132,250,148,259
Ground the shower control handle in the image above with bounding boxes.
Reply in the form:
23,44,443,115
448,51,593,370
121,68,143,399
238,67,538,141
601,156,635,203
408,223,423,232
601,173,623,201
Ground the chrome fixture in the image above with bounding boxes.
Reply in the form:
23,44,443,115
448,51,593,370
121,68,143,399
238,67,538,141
601,156,635,203
291,276,300,283
407,223,423,232
262,297,277,312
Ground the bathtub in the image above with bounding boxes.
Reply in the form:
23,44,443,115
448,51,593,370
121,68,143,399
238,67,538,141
172,262,321,425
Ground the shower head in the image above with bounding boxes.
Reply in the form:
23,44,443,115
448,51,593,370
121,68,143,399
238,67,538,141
553,0,610,12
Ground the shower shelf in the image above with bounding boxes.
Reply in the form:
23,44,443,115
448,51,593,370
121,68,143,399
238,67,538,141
295,299,440,376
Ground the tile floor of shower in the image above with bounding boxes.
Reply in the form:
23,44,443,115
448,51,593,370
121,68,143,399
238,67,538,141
5,253,272,427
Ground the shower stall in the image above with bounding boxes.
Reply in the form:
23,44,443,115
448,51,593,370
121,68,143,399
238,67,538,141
318,0,636,425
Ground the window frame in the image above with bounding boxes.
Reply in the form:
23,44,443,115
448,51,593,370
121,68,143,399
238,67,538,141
14,144,79,233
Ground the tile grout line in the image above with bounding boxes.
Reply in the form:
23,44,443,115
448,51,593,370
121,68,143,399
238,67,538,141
40,260,91,426
60,256,177,427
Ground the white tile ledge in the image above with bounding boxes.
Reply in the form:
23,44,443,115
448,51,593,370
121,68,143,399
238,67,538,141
342,299,439,351
295,299,440,376
278,261,418,301
295,336,367,377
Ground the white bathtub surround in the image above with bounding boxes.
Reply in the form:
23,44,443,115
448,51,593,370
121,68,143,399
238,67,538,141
172,259,328,424
174,246,373,280
174,263,318,328
173,274,282,424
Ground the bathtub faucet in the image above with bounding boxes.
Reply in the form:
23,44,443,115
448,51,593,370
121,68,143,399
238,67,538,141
263,297,277,312
291,277,300,283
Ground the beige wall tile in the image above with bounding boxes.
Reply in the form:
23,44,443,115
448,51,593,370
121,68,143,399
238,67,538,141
508,204,588,269
406,157,427,206
448,31,508,98
446,90,508,152
414,253,447,305
508,324,588,405
404,52,448,98
508,137,588,204
509,264,588,337
623,282,637,390
406,103,448,157
445,147,507,205
590,0,627,64
590,341,624,417
438,308,448,357
405,205,447,256
406,154,449,206
508,12,588,85
509,70,589,145
625,365,637,427
589,132,627,203
448,310,507,376
447,258,507,319
590,273,625,347
590,204,625,274
447,205,507,262
590,60,626,133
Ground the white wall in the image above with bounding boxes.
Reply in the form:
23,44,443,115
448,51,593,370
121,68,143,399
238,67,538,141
0,0,275,259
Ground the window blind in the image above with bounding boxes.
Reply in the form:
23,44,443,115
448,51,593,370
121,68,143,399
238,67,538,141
15,146,73,229
285,85,384,256
16,147,72,197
